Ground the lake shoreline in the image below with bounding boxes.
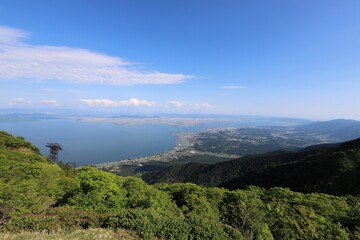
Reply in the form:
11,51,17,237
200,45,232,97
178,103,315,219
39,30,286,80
92,131,241,169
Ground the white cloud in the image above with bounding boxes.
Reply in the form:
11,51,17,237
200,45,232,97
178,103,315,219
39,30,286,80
0,26,29,45
221,86,246,89
0,25,195,85
167,101,187,109
192,103,211,110
8,97,31,106
41,99,59,106
80,98,156,107
79,98,210,110
167,100,210,110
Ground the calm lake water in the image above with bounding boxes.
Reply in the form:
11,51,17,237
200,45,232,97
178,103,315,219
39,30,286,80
0,119,206,166
0,117,304,166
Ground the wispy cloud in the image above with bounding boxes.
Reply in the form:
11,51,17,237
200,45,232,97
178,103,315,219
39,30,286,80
0,26,28,45
8,97,32,106
167,100,211,110
167,101,186,109
221,86,246,89
79,98,210,110
40,88,83,94
0,25,195,85
80,98,156,107
41,99,59,106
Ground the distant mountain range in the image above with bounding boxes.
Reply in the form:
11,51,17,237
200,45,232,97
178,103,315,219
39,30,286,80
144,120,360,196
0,113,58,122
294,119,360,140
0,110,312,126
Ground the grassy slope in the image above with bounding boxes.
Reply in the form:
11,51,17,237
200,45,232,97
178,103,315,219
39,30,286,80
0,228,137,240
0,132,139,239
0,131,79,220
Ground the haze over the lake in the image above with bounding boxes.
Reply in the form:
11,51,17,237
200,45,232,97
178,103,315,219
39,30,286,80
0,0,359,119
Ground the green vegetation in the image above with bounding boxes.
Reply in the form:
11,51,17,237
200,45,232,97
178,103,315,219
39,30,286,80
1,131,360,239
0,131,78,223
143,150,309,186
146,138,360,196
224,139,360,195
99,154,231,177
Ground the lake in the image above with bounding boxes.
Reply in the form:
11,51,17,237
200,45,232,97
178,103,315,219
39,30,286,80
0,116,307,166
0,119,205,166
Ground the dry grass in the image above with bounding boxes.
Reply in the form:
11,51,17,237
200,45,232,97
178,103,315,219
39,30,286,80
0,228,139,240
14,147,36,154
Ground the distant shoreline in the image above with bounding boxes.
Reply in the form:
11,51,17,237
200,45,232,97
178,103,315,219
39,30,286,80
92,130,240,168
77,117,247,127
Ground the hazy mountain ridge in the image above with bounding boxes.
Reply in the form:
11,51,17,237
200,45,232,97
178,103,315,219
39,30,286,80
294,119,360,140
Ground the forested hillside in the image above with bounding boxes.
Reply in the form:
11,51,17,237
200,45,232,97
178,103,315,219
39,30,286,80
143,146,331,186
145,138,360,196
224,138,360,194
1,131,359,239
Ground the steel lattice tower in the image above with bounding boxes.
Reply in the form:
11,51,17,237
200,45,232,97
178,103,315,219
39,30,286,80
46,143,63,163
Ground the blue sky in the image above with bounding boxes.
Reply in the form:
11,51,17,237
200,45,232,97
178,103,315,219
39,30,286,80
0,0,359,119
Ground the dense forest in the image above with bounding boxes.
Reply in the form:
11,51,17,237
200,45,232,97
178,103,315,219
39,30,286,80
0,131,360,239
145,138,360,196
